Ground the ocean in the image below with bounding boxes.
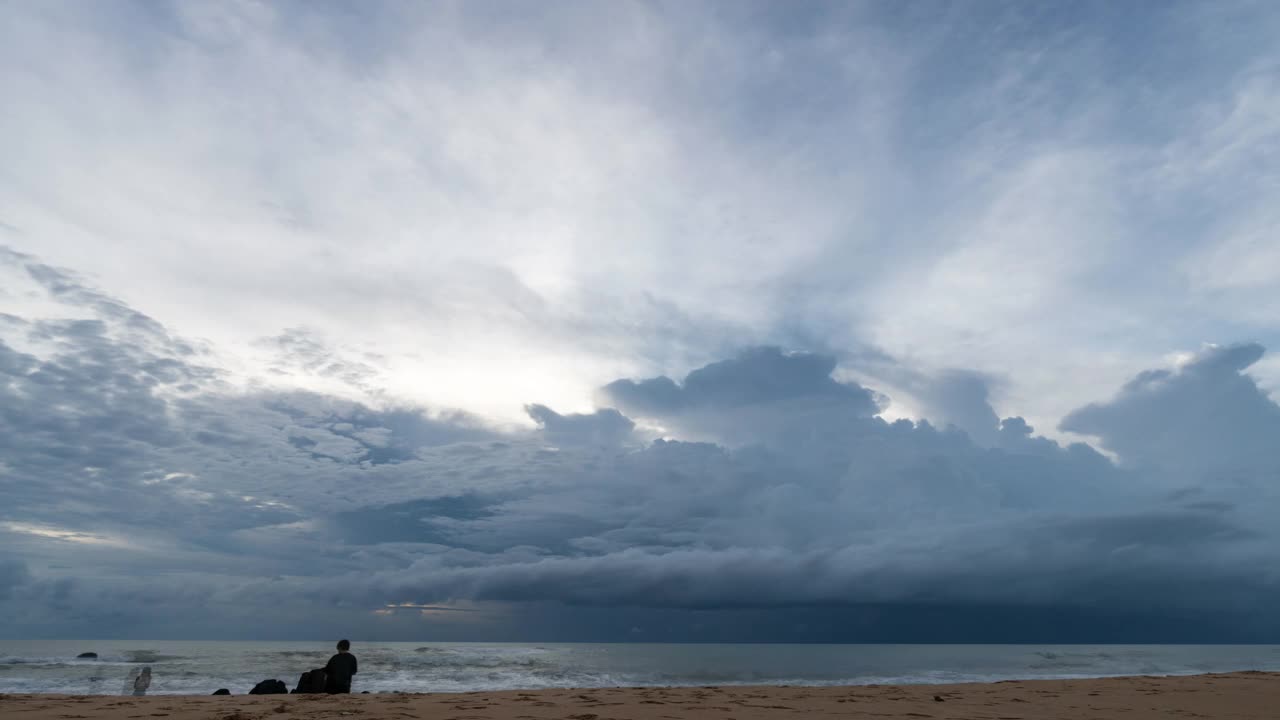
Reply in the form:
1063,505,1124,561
2,641,1279,695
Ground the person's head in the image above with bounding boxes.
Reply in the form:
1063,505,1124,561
140,667,151,676
337,639,350,652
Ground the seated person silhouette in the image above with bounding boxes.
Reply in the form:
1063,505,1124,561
324,639,358,694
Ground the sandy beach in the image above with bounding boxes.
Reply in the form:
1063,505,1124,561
2,672,1277,720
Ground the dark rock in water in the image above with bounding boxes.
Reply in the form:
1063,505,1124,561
212,689,231,696
361,691,370,694
76,652,98,659
249,679,288,695
291,669,328,694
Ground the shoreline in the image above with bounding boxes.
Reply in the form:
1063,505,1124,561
3,671,1278,719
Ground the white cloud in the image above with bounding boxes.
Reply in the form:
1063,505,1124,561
4,1,1280,641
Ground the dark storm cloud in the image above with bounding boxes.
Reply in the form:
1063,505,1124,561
0,329,183,475
599,347,886,447
1061,343,1280,474
833,352,1013,448
366,354,1277,634
601,347,882,417
362,446,1248,613
525,404,634,445
0,557,28,600
3,247,1280,640
995,416,1064,456
916,370,1003,447
375,507,1266,613
330,495,500,546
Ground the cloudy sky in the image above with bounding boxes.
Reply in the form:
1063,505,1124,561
2,0,1280,642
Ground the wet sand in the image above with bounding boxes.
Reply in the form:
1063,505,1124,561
2,671,1277,720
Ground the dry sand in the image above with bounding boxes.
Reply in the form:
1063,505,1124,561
3,672,1277,720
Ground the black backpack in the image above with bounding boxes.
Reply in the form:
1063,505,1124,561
291,668,328,694
249,678,288,695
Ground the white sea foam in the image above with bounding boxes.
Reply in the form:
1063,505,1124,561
1,642,1278,695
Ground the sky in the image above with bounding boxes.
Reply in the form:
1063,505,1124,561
1,0,1279,642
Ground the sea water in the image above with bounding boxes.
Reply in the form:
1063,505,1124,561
2,641,1279,695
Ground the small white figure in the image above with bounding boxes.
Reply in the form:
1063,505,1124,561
130,667,152,696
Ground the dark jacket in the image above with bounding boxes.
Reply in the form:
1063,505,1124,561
323,652,358,693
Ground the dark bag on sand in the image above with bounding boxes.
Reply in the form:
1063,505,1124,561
291,669,328,694
249,679,288,695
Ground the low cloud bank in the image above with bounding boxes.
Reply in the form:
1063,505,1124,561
2,246,1279,640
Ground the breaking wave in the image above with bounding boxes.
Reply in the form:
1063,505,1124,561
2,642,1279,695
